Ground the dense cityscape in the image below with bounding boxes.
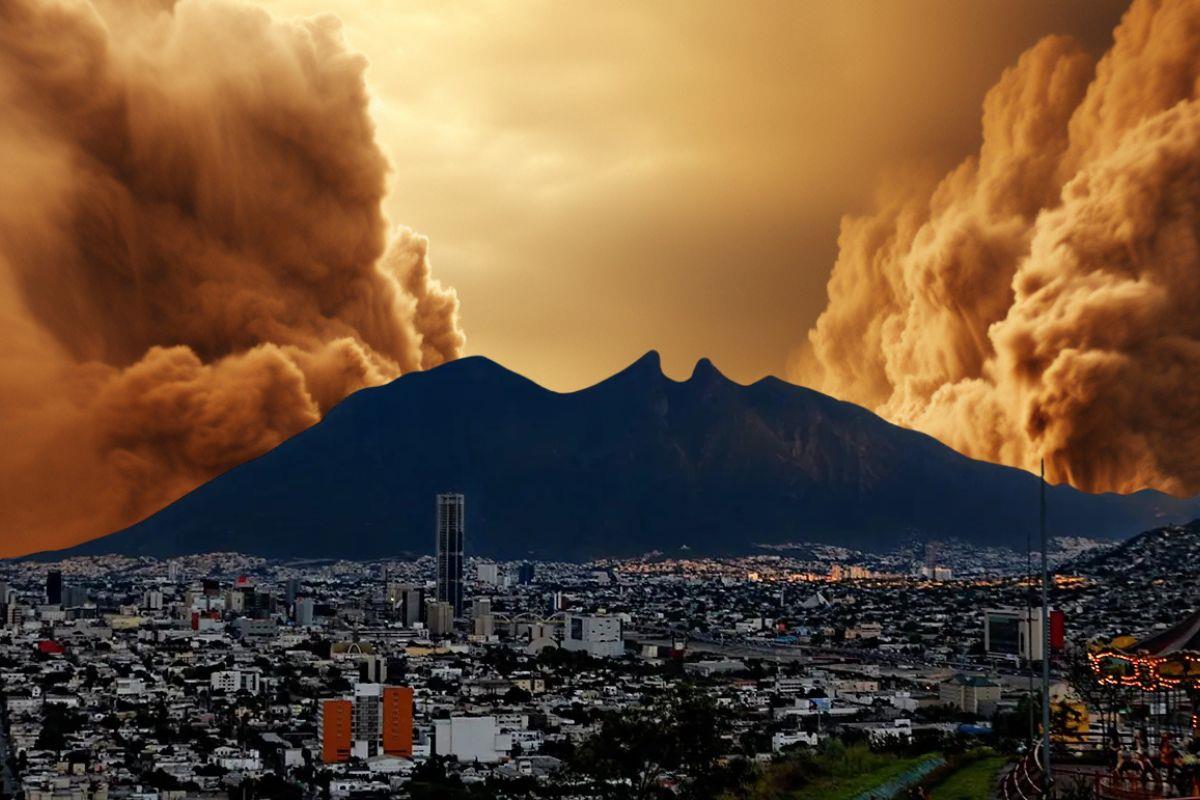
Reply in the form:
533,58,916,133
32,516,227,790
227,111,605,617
1,493,1190,799
4,0,1198,798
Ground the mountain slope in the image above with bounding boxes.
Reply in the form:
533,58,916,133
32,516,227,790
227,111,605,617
40,352,1200,561
1062,521,1200,640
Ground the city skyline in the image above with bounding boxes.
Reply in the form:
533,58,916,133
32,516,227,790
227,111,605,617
0,516,1192,798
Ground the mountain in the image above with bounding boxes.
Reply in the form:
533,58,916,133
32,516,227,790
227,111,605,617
1060,521,1200,640
1072,520,1200,580
37,352,1200,561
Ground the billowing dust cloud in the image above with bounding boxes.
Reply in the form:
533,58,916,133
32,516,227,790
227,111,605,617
801,0,1200,496
0,0,464,554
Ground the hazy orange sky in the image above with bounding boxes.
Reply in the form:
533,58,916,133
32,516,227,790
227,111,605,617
259,0,1127,390
12,0,1194,556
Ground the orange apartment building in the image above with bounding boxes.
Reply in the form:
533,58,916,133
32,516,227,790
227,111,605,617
320,699,353,764
382,686,414,757
321,685,413,763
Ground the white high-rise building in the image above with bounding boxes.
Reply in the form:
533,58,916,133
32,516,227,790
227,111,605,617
210,669,262,695
352,683,383,759
562,614,624,658
984,607,1045,662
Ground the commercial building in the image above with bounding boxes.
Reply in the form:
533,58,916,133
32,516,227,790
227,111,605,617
210,669,262,695
359,654,387,684
387,582,424,627
939,674,1002,716
294,597,315,627
62,586,89,608
984,607,1044,662
477,562,499,585
562,614,624,658
46,571,62,607
427,600,454,637
433,716,512,763
437,493,465,617
233,618,277,639
472,598,495,638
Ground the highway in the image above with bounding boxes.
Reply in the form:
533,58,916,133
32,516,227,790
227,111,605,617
626,625,1050,681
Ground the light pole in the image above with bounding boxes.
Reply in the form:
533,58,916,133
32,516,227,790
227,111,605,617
1040,460,1052,796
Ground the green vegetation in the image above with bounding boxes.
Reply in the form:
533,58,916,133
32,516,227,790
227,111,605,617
570,687,732,799
929,754,1008,800
34,704,86,752
563,688,985,800
721,742,938,800
797,754,936,800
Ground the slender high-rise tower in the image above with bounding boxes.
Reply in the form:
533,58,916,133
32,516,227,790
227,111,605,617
46,570,63,606
436,493,465,617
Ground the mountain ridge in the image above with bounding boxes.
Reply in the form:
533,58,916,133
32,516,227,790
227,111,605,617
30,352,1200,562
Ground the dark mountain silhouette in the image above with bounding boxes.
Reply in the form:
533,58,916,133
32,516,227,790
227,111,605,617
38,352,1200,561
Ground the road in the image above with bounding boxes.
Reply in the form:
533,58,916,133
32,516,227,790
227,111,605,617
0,703,17,798
626,625,1052,681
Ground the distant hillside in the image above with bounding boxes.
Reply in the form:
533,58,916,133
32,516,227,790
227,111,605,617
1063,520,1200,640
1073,520,1200,580
37,352,1200,561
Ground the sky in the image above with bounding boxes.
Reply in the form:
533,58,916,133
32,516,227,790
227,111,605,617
11,0,1200,556
257,0,1129,390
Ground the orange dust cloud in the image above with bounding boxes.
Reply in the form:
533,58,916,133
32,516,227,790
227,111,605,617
0,0,463,555
801,0,1200,496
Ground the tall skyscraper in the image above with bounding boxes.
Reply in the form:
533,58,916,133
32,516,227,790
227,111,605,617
436,493,465,617
46,570,63,606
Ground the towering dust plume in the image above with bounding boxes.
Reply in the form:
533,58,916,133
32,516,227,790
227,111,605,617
801,0,1200,496
0,0,464,555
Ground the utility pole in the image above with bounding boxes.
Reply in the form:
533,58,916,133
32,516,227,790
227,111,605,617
1027,494,1035,745
1040,460,1052,796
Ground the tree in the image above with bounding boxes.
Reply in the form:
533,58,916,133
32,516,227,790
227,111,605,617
408,756,473,800
143,769,182,791
569,688,730,800
35,704,84,752
502,686,532,705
